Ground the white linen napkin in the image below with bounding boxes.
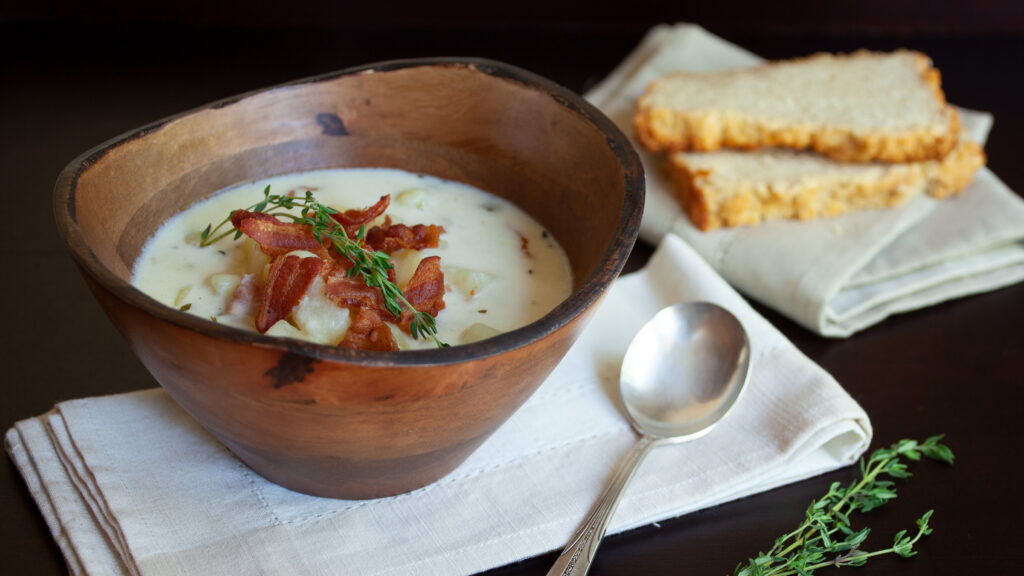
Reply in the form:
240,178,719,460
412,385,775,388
586,23,1024,337
7,235,871,576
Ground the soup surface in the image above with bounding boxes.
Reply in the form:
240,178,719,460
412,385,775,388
131,168,573,350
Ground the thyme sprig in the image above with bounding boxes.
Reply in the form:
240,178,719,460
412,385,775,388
200,185,448,348
734,435,954,576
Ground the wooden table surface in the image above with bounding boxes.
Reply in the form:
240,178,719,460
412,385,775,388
2,20,1022,575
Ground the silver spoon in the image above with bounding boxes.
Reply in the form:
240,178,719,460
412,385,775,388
546,301,751,576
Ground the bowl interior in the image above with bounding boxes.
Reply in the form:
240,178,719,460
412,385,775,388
58,59,642,359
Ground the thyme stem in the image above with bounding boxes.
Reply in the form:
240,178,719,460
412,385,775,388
734,435,954,576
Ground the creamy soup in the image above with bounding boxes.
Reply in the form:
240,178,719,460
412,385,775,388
132,168,573,350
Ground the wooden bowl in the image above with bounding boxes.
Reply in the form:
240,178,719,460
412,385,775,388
53,58,644,499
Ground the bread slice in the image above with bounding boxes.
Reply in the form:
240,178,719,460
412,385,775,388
667,135,985,231
635,51,961,163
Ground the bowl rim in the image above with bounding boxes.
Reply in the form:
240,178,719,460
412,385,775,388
53,57,645,367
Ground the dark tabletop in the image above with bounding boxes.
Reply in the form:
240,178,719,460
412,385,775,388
2,15,1023,576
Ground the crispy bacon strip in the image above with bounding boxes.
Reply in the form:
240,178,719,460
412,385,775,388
233,210,325,258
339,308,399,351
517,232,532,258
322,265,395,319
231,209,277,229
331,195,390,238
321,247,399,284
365,217,446,254
399,256,446,333
256,255,326,333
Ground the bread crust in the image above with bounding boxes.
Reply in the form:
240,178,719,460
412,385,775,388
635,51,961,163
925,138,986,199
667,137,986,231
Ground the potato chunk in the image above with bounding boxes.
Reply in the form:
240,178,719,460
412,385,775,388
447,267,496,298
208,273,241,296
396,188,428,210
291,277,351,345
265,319,305,339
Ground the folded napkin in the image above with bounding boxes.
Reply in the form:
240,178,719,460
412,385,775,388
7,235,871,576
586,23,1024,337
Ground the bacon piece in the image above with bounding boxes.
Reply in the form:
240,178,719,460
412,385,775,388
230,209,274,230
365,217,446,254
331,195,390,238
517,231,532,258
256,255,326,333
233,210,325,258
324,249,355,274
339,308,399,352
399,256,446,333
322,266,395,320
321,245,400,285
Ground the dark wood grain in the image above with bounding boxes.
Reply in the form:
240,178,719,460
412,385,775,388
3,20,1022,575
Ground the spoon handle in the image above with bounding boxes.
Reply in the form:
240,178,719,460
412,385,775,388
545,435,657,576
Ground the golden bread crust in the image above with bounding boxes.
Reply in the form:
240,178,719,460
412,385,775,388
635,51,961,163
925,138,986,199
667,137,986,231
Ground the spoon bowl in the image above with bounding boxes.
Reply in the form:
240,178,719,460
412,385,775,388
621,302,750,440
546,301,750,576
